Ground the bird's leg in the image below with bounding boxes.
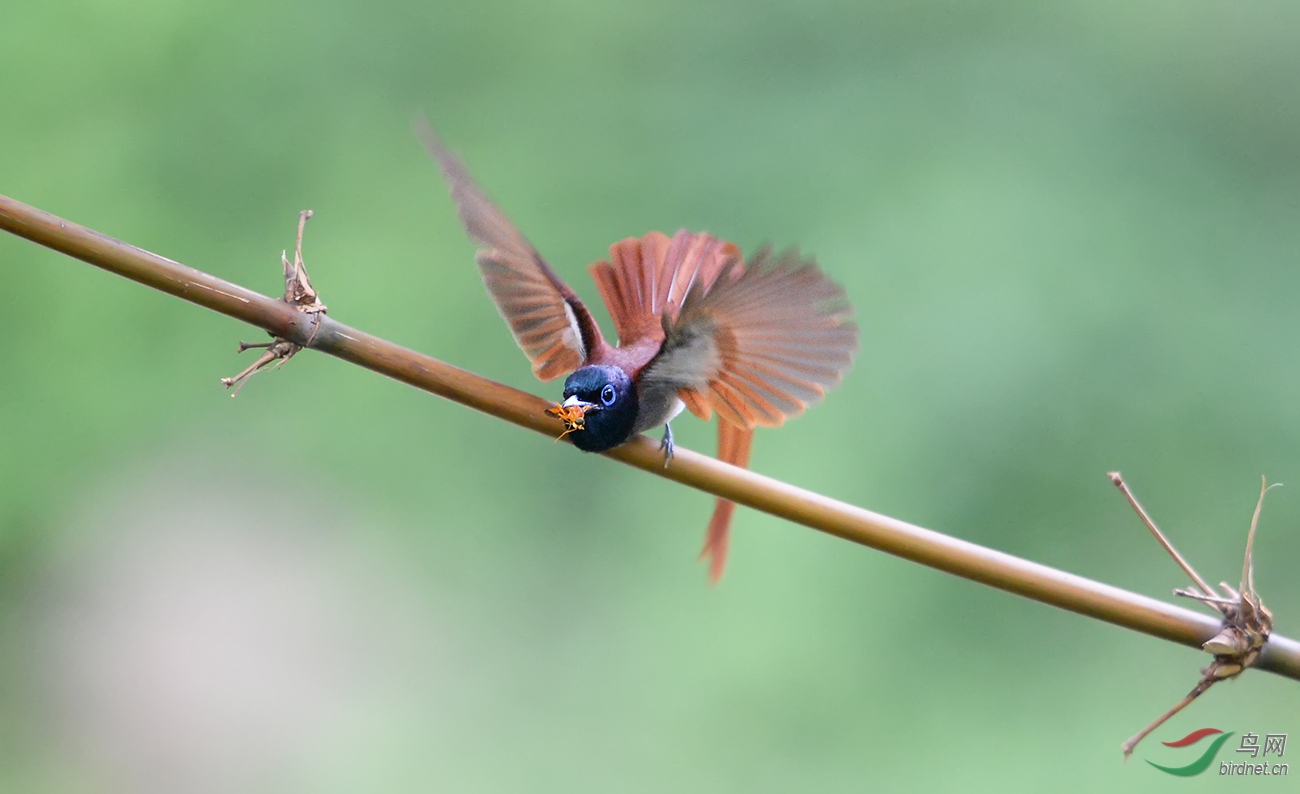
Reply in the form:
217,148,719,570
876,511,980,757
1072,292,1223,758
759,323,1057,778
660,423,675,468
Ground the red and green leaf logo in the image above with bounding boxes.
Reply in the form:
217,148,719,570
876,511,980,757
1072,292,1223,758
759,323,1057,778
1147,729,1234,776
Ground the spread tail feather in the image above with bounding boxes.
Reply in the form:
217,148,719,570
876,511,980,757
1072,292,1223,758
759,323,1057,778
589,230,740,350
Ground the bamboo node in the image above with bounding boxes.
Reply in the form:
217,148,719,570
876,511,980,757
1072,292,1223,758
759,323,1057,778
1112,473,1277,760
220,210,326,396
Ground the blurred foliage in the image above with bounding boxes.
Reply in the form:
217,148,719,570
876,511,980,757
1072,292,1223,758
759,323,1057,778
3,0,1300,791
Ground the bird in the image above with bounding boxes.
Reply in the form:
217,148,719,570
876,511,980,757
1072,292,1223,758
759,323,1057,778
421,125,857,581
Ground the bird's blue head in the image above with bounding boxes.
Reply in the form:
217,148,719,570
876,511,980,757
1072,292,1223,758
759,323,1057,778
561,365,638,452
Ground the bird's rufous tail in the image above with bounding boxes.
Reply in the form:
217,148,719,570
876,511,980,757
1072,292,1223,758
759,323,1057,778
700,420,753,582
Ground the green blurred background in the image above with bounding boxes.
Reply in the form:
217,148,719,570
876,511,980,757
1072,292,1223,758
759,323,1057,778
3,0,1300,790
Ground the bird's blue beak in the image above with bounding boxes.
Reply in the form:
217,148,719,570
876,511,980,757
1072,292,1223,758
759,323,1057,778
562,394,598,411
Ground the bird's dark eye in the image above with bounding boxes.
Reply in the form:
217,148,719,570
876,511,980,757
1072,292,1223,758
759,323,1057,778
600,384,616,406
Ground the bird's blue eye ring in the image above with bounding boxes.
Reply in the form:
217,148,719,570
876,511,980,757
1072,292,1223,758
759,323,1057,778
600,384,616,406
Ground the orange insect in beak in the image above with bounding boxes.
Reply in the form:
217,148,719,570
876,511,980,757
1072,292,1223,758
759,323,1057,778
545,395,596,441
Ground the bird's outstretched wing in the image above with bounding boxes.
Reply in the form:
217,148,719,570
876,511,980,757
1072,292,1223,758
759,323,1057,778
641,247,857,428
419,122,607,380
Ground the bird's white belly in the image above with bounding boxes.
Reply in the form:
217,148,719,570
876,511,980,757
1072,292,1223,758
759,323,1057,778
633,391,686,433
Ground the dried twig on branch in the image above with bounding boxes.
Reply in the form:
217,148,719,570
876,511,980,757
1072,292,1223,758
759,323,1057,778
1111,473,1277,759
221,210,326,395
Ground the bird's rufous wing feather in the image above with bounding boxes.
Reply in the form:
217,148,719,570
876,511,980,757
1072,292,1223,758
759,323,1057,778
589,230,740,350
420,123,606,380
700,420,753,582
642,247,857,428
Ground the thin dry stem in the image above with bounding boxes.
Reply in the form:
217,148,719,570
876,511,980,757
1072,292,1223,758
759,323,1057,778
1121,678,1213,760
1242,477,1278,596
220,339,300,396
1108,472,1222,609
1172,587,1237,607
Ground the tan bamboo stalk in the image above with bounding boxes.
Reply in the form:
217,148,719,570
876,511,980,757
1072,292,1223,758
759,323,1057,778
3,191,1298,681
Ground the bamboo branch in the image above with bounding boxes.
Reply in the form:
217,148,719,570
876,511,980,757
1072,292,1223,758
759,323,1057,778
3,191,1299,681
